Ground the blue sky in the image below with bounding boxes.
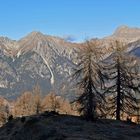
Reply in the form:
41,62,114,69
0,0,140,41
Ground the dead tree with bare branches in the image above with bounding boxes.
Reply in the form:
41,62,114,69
104,41,140,120
73,41,106,121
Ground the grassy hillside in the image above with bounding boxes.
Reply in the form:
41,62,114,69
0,111,140,140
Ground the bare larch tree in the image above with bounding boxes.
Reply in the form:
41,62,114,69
73,41,106,121
104,41,140,120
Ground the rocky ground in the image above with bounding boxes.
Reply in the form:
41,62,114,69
0,112,140,140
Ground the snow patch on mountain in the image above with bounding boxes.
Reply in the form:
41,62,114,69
40,55,54,85
17,50,21,58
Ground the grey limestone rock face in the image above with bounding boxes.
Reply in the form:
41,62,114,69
0,27,140,99
0,32,78,99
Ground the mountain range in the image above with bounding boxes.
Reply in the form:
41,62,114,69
0,25,140,99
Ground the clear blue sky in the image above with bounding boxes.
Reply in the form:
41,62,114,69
0,0,140,41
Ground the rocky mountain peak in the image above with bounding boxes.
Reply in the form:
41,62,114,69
0,36,12,42
0,36,16,45
0,27,140,99
115,25,130,31
113,25,140,39
0,36,18,53
104,25,140,43
20,31,46,41
27,31,44,37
